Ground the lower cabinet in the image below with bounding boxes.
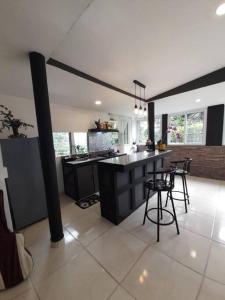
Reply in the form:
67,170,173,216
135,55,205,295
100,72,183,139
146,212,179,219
76,165,95,199
63,161,99,201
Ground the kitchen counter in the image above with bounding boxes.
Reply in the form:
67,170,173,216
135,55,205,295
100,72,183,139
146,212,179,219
98,150,172,171
98,150,172,224
66,153,126,166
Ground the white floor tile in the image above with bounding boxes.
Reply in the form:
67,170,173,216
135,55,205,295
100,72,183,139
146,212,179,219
88,227,147,282
177,210,214,238
66,211,113,246
30,230,83,284
0,280,33,300
34,250,117,300
206,242,225,284
154,227,210,273
109,286,135,300
123,247,202,300
198,278,225,300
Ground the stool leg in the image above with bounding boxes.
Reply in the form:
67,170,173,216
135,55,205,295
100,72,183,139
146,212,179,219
143,188,150,225
165,191,169,207
157,191,160,242
182,175,188,213
170,190,180,235
184,175,190,205
159,191,163,219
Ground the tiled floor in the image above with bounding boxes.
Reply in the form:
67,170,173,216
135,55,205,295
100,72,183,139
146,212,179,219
1,176,225,300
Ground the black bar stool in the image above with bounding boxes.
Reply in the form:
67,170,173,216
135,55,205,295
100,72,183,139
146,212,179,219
143,169,180,242
165,158,192,213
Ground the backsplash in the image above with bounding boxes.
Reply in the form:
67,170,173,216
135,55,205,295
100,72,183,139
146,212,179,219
88,132,113,152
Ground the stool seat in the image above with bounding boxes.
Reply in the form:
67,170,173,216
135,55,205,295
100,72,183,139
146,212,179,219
174,169,188,175
145,179,172,191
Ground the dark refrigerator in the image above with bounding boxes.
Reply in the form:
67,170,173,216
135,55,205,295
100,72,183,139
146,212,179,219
0,137,48,230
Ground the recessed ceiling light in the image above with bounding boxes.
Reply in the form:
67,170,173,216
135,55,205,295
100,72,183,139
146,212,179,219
216,3,225,16
195,98,201,103
95,100,102,105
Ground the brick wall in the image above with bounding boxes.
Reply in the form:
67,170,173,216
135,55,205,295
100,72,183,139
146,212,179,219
164,146,225,181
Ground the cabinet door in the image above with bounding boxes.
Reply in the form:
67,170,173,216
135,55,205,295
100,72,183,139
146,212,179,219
93,163,99,192
77,165,95,199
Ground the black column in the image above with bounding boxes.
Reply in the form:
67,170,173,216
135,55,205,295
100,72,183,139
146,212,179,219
206,104,224,146
29,52,64,243
162,114,168,144
148,102,155,143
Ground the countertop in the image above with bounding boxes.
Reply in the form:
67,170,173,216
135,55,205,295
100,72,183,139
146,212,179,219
98,150,172,171
65,153,126,166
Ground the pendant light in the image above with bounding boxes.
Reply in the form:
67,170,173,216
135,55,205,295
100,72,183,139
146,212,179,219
139,86,143,116
144,87,147,116
134,82,138,114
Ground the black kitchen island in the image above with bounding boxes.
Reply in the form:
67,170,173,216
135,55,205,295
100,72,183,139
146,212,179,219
98,150,172,224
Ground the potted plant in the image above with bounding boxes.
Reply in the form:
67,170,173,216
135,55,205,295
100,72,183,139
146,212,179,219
157,126,182,151
0,105,34,138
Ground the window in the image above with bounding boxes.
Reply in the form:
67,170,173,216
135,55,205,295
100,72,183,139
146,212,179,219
168,114,185,144
154,115,162,143
53,132,70,156
73,132,88,154
111,132,119,145
186,112,204,144
168,110,205,145
137,120,148,144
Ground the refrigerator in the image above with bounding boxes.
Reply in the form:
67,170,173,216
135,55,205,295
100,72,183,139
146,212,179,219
0,137,47,230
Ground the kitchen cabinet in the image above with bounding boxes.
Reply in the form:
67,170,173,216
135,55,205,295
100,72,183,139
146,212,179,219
62,159,100,201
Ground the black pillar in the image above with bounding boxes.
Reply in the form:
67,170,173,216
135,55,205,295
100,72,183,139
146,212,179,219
148,102,155,143
29,52,64,243
162,114,168,144
206,104,224,146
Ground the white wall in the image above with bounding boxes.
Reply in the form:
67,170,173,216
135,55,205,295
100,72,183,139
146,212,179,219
0,94,109,192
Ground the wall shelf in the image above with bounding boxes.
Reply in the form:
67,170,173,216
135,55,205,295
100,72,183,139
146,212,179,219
88,128,119,133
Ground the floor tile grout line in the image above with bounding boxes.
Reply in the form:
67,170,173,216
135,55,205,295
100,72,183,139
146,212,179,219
30,278,41,300
194,205,217,300
84,227,149,285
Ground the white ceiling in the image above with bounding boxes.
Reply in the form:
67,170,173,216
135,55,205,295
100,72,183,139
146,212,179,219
0,0,225,115
155,81,225,115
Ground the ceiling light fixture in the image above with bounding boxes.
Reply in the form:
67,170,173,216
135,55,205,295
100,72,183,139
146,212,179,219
195,98,201,103
133,80,146,117
216,3,225,15
95,100,102,105
134,83,138,114
144,87,147,116
139,86,143,116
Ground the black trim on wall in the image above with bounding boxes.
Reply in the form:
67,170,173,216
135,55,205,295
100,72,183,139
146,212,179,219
148,67,225,102
47,58,145,101
206,104,224,146
162,114,168,144
148,102,155,142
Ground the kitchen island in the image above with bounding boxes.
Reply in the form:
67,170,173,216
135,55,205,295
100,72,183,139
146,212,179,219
98,150,172,224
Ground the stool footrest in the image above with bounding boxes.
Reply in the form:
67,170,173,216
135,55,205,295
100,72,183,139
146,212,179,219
146,208,175,226
169,190,189,202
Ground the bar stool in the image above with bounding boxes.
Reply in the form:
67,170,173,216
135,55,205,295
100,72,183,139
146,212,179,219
165,158,192,213
143,169,180,242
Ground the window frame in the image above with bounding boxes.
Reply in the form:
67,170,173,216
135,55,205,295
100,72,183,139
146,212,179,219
167,108,207,146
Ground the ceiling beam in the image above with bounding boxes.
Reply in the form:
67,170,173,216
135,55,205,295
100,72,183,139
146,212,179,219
47,58,146,101
147,66,225,102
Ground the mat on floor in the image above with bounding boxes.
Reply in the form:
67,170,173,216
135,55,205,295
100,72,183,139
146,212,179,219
75,193,99,209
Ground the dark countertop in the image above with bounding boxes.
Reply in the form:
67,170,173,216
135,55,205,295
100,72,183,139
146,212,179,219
65,153,126,166
98,150,172,171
